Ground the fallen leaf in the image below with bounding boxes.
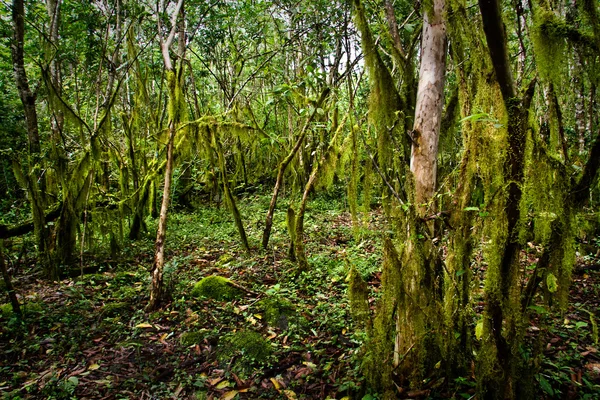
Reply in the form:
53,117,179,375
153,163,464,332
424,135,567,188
270,377,282,391
283,390,297,399
221,391,238,400
88,363,100,371
208,377,224,386
216,380,231,390
135,323,153,329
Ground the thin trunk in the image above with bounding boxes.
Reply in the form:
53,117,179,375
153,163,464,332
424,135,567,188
148,0,185,311
149,122,176,309
0,244,20,316
11,0,41,156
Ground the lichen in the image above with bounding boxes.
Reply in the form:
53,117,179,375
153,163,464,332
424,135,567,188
190,275,241,301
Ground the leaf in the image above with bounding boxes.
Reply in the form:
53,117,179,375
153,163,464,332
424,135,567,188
538,375,554,396
221,390,238,400
67,376,79,386
528,305,548,315
546,273,558,293
88,363,100,371
135,323,153,329
475,321,484,340
283,390,297,399
216,380,231,390
463,207,480,211
270,377,282,391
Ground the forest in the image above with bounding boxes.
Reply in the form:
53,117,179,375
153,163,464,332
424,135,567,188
1,0,600,398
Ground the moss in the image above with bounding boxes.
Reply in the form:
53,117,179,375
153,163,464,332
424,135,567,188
191,275,242,301
101,302,129,317
218,330,273,376
257,297,295,330
180,330,206,346
347,265,372,333
0,302,43,318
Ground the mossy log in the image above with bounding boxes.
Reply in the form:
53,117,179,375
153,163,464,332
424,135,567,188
0,202,62,239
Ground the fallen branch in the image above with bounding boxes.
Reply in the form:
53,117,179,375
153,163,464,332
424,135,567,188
0,202,62,239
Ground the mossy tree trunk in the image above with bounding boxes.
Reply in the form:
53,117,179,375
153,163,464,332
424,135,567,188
11,0,54,277
0,243,20,316
477,0,535,397
149,0,185,311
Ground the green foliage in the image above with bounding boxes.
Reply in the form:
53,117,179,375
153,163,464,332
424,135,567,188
190,275,242,301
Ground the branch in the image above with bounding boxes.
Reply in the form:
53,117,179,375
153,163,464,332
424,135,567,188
478,0,516,101
0,203,62,239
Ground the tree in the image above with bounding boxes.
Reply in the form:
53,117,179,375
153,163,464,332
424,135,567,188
148,0,186,311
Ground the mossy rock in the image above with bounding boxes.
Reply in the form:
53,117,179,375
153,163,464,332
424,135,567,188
219,330,273,372
101,302,129,317
180,330,206,346
191,275,242,301
0,302,43,318
257,297,295,330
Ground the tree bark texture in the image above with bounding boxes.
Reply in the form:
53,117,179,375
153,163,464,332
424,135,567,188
410,0,447,212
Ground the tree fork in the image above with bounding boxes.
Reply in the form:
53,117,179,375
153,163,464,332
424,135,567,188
261,88,330,250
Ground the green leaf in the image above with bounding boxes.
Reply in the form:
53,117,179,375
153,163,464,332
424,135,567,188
456,269,466,277
463,206,480,211
527,305,548,315
475,321,484,340
538,375,554,396
546,273,558,293
67,376,79,386
575,321,588,329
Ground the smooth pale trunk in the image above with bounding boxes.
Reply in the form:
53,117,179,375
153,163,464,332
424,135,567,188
410,0,447,212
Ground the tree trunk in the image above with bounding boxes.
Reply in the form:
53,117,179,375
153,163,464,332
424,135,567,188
148,0,185,311
410,0,447,214
0,243,20,316
149,120,176,310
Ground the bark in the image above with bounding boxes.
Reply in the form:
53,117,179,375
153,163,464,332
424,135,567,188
410,0,447,214
261,88,330,250
11,0,41,156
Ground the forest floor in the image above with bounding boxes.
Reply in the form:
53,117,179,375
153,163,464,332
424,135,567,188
1,192,600,399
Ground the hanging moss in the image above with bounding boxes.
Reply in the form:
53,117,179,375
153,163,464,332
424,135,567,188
347,265,372,333
361,238,402,391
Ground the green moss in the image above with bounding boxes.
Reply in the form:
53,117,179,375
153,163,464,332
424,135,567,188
347,265,371,333
180,330,206,346
0,302,43,318
257,297,295,330
101,302,129,317
190,275,241,301
218,330,273,376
